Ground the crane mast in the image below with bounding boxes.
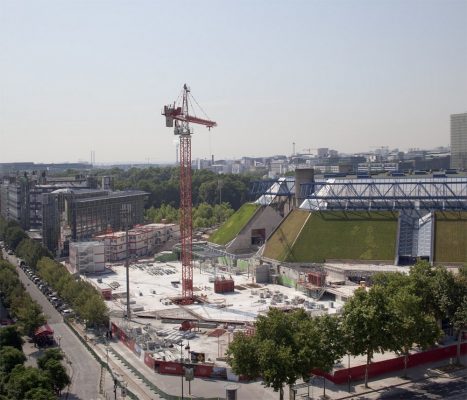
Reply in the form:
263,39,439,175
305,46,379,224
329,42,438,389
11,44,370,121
163,84,216,303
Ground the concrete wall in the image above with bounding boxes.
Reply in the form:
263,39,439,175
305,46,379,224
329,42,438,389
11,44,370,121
276,265,300,287
255,264,271,283
226,206,282,254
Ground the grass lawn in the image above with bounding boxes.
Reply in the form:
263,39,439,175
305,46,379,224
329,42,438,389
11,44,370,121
264,210,398,262
262,209,310,261
434,211,467,263
209,203,260,245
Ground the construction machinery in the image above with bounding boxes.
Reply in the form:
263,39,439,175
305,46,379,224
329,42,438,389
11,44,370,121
162,84,217,303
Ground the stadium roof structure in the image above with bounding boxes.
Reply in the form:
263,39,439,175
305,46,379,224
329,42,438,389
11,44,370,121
296,177,467,212
252,177,295,205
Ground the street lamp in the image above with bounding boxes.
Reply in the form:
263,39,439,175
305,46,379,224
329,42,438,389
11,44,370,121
179,341,191,399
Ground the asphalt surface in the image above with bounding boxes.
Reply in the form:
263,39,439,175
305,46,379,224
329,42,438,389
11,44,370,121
3,251,103,400
357,375,466,400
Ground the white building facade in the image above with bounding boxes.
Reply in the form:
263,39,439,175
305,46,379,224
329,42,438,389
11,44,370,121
69,241,105,274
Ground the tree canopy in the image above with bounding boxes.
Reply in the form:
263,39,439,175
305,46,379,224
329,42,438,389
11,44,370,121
37,257,108,327
0,326,23,350
0,339,68,399
0,260,46,336
227,261,463,395
0,346,26,374
37,349,63,370
227,309,345,399
5,365,53,400
102,166,260,210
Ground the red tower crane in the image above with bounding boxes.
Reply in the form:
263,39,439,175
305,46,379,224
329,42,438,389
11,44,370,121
162,84,217,303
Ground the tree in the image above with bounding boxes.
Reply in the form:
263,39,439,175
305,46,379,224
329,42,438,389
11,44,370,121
23,387,56,400
226,332,260,379
0,325,23,350
0,219,20,242
36,257,108,328
0,346,26,373
227,309,298,399
388,288,441,377
4,226,27,251
80,295,109,327
42,359,70,395
407,261,458,321
213,203,234,224
453,296,467,364
5,365,53,400
227,309,342,400
409,262,466,345
295,314,346,398
342,286,396,388
16,239,53,269
15,299,46,336
452,266,467,364
37,348,63,370
311,314,346,373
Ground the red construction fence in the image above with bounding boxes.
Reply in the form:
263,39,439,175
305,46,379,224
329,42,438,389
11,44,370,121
111,322,222,379
111,322,467,384
313,342,467,384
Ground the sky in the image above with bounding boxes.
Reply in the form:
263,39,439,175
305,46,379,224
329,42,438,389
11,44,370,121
1,0,466,164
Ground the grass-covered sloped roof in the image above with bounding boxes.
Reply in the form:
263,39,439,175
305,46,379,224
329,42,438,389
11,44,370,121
434,211,467,263
209,203,260,245
264,210,398,263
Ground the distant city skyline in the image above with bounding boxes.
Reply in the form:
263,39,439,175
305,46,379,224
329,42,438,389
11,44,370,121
1,0,466,164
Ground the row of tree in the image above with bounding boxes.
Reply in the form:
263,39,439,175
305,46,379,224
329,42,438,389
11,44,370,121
0,253,68,399
145,202,234,228
0,218,52,269
227,262,467,399
0,260,46,336
0,330,70,400
36,257,109,328
0,216,109,328
0,219,27,252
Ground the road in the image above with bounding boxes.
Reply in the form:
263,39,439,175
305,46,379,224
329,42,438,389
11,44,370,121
3,251,103,400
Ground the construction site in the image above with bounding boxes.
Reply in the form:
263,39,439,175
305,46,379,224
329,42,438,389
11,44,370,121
76,84,466,398
86,257,341,370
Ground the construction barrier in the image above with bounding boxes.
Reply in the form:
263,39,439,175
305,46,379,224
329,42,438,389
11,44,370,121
112,321,466,387
144,352,156,369
313,342,467,384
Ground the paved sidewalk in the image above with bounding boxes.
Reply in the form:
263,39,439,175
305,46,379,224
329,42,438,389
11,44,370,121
293,355,467,400
103,339,278,399
70,321,157,400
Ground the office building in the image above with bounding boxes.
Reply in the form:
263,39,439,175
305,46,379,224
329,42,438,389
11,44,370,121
451,112,467,170
42,189,147,256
